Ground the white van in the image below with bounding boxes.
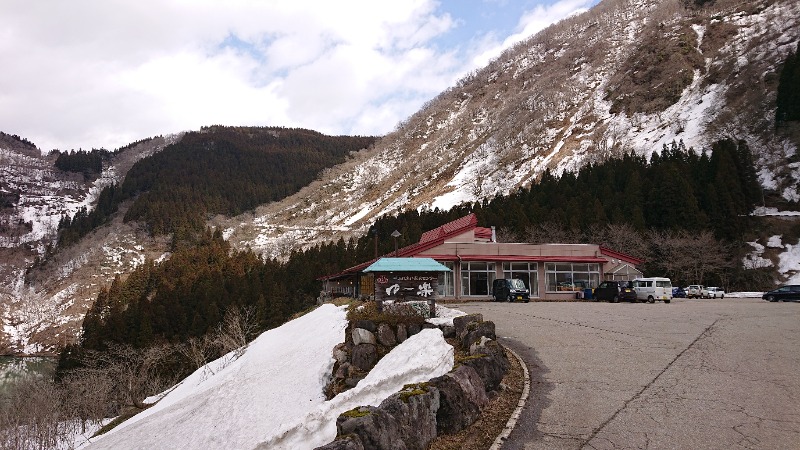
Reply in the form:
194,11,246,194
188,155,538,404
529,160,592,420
633,277,672,303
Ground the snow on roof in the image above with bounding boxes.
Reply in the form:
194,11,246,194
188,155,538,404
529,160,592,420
84,304,454,450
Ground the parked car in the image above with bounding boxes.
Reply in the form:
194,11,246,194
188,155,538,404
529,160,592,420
633,277,672,303
687,285,708,299
672,287,687,298
492,278,530,302
593,280,637,303
762,285,800,302
706,287,725,298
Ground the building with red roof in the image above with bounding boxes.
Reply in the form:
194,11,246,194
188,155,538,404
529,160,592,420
321,213,643,301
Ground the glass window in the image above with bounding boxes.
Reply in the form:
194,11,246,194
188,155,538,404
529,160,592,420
502,262,539,297
437,261,455,297
461,262,495,296
546,263,601,292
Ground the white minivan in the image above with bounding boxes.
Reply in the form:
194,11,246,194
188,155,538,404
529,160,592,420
633,277,672,303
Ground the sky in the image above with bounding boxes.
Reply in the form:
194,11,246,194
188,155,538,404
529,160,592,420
76,303,463,450
0,0,597,153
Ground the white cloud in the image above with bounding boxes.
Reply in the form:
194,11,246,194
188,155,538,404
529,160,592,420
0,0,588,152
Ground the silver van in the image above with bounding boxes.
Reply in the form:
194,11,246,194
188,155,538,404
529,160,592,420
633,277,672,303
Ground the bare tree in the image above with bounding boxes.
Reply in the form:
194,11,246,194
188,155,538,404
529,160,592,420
215,306,258,358
0,377,74,450
77,343,179,410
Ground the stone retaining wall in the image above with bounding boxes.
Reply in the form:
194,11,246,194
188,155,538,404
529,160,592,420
316,313,508,450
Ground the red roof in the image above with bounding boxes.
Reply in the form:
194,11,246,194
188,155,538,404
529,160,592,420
320,213,479,280
599,246,644,265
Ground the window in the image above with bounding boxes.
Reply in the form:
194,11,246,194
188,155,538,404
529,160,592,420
502,262,539,297
437,261,455,297
461,262,495,296
546,263,600,292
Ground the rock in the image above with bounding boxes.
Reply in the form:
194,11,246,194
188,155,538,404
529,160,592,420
352,328,376,346
396,323,408,343
461,321,496,350
336,406,400,450
376,323,396,347
453,314,482,339
314,433,365,450
440,325,455,338
350,344,378,371
335,362,353,380
407,323,421,337
429,365,488,434
345,375,366,388
335,386,440,450
461,349,508,392
333,343,349,364
352,320,377,333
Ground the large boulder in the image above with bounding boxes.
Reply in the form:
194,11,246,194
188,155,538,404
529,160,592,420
352,328,376,346
461,339,509,392
376,323,397,347
350,344,378,372
460,321,496,350
453,314,482,338
429,365,488,434
334,385,440,450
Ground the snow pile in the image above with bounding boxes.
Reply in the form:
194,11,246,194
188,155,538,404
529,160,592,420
743,234,800,283
84,304,455,450
742,241,773,270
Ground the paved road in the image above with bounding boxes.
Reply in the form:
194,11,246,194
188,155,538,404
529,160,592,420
453,297,800,450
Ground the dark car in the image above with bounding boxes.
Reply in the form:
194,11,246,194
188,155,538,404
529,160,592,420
493,278,530,302
672,287,687,298
594,280,637,303
762,285,800,302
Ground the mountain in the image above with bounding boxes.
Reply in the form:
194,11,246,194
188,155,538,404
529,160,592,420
1,135,180,354
2,0,800,355
220,0,800,257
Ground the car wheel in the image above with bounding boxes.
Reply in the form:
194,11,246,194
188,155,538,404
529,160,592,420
766,295,777,302
612,295,620,303
647,296,655,304
506,294,513,303
720,294,724,299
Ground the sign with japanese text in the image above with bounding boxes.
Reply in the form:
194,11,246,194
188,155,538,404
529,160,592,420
373,272,440,302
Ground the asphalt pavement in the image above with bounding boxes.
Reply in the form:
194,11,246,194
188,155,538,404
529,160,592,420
453,297,800,450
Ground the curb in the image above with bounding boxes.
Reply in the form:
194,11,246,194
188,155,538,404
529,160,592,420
489,346,531,450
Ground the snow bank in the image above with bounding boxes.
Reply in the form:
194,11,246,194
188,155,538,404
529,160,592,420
85,303,456,450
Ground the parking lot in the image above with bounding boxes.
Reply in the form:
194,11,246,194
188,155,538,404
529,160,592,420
454,297,800,449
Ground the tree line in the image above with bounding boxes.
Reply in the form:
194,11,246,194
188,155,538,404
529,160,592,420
56,127,376,245
53,149,110,177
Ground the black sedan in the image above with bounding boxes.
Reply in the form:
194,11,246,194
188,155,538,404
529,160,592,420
763,285,800,302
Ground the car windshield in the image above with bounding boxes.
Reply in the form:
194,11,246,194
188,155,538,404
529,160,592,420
509,279,526,289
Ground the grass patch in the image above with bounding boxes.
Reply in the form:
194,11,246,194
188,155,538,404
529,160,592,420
92,406,147,437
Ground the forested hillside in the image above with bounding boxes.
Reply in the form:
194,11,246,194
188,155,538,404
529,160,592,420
72,138,769,361
57,127,375,245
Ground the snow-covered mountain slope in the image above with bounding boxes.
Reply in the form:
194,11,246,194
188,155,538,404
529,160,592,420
0,136,179,354
221,0,800,259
